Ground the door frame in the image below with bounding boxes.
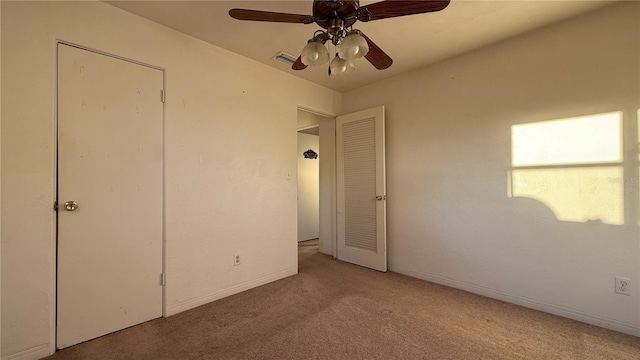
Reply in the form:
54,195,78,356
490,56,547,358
297,106,338,258
54,41,167,349
296,127,321,242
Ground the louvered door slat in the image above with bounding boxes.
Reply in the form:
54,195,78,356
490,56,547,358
343,118,377,251
336,107,387,272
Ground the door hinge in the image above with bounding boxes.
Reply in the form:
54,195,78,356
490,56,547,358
160,90,165,103
160,272,166,286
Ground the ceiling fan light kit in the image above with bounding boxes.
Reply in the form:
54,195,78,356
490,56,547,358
230,0,450,76
338,30,369,61
330,55,356,75
301,37,331,66
300,37,329,66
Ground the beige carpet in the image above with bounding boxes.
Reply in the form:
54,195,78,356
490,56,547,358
47,239,639,359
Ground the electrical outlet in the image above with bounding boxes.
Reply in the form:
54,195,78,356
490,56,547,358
233,254,240,266
615,277,631,295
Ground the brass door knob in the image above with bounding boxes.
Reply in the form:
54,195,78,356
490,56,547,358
64,201,79,211
375,195,384,201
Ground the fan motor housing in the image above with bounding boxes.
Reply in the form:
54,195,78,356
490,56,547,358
313,0,358,29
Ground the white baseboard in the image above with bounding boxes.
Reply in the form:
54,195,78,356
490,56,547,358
165,267,298,316
389,263,640,337
2,344,51,360
3,269,298,360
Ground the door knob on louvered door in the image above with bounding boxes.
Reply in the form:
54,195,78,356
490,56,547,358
64,201,79,211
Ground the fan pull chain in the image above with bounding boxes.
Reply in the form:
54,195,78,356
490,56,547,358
328,42,334,76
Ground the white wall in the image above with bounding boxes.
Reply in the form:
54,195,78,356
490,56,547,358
342,2,640,336
297,132,320,241
0,1,341,358
297,110,323,129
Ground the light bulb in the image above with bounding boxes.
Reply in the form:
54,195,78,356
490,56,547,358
338,31,369,60
301,38,329,66
330,55,355,75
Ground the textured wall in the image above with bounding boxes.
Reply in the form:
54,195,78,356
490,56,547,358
0,1,340,358
342,2,640,336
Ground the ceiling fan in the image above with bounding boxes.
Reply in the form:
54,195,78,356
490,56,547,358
229,0,450,75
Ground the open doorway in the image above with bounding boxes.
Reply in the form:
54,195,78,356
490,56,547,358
297,125,320,242
297,108,337,257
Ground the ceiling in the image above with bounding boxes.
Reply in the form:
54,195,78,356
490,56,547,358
106,0,611,92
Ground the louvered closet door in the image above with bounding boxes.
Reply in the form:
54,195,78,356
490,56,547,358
336,106,386,272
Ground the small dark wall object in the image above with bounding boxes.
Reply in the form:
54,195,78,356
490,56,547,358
303,149,318,159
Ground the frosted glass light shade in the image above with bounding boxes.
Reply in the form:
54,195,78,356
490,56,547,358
338,31,369,60
330,55,355,75
301,39,329,66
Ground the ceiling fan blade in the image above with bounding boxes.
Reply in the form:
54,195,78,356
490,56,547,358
362,33,393,70
292,55,308,71
229,9,315,24
358,0,450,22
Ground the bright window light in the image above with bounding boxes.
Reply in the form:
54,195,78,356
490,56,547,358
510,112,624,225
511,167,624,225
512,112,621,166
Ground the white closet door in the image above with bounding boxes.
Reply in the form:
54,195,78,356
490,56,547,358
336,106,386,272
57,44,163,348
